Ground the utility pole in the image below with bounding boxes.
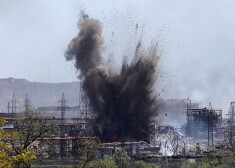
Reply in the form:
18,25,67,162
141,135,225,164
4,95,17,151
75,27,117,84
7,93,20,114
78,82,90,126
77,81,91,136
207,102,214,151
187,98,194,137
24,93,31,112
78,82,90,120
58,93,67,158
228,102,235,145
59,93,67,127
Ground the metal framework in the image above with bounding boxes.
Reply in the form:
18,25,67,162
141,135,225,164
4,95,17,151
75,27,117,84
78,82,90,120
40,137,95,159
59,93,67,126
7,93,20,114
228,102,235,144
149,121,157,145
24,93,31,112
207,108,214,151
186,98,194,137
58,93,67,158
187,105,222,151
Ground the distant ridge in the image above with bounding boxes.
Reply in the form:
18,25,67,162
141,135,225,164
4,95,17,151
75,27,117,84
0,78,80,112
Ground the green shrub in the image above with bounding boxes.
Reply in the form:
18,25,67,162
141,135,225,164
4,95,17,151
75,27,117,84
113,150,130,168
135,160,157,168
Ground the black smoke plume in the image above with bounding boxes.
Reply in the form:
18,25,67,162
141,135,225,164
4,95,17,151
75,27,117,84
65,13,104,76
65,13,160,142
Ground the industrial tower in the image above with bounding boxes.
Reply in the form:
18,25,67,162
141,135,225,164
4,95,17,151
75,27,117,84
24,93,31,112
78,81,90,120
228,102,235,145
58,93,67,158
207,102,214,151
7,93,20,114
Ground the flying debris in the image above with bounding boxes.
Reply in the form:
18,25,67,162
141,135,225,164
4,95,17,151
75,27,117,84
65,13,160,142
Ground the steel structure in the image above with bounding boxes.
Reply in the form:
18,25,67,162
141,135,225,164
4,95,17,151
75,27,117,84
78,82,90,120
186,105,222,151
228,102,235,144
207,104,214,151
58,93,67,158
186,98,194,137
59,93,67,126
77,81,93,136
40,137,95,159
7,93,20,114
24,93,31,112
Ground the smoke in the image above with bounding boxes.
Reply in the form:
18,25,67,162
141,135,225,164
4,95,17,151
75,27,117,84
65,13,160,142
65,13,104,77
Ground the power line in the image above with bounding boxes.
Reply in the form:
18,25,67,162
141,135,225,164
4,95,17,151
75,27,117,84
9,45,67,79
7,93,20,113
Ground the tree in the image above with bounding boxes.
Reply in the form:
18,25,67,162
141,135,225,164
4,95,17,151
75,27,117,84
113,150,130,168
223,126,235,158
203,152,223,168
170,131,181,156
10,109,55,158
135,160,157,168
76,138,100,168
2,109,56,167
0,119,36,168
84,155,118,168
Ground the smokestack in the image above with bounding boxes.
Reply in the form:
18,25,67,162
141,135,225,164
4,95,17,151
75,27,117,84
65,13,160,142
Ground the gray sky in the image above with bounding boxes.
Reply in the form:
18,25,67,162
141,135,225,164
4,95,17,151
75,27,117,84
1,0,235,113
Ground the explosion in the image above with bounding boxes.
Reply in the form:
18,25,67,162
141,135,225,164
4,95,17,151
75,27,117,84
65,13,160,142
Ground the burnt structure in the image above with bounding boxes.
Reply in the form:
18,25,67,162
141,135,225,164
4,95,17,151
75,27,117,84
186,106,222,149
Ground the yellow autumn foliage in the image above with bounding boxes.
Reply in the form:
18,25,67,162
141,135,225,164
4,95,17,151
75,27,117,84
0,119,37,168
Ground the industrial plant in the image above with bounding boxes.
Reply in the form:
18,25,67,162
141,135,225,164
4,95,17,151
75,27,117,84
1,90,234,160
1,3,235,167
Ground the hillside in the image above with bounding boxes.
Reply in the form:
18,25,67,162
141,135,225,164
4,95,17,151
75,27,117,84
0,78,80,112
